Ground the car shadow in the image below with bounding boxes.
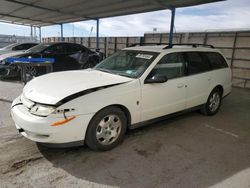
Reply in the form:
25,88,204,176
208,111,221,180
38,110,250,187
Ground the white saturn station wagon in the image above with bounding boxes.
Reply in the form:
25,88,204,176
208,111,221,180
11,44,232,151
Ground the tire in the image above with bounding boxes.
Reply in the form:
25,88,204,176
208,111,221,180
85,107,127,151
25,66,37,77
24,66,38,82
201,87,222,116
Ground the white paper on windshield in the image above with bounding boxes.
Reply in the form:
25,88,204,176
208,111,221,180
136,54,153,59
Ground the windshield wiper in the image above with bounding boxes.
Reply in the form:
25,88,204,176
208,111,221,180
95,68,116,75
116,73,134,78
95,68,135,78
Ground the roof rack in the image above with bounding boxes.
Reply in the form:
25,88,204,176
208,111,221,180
128,43,169,47
128,43,214,49
163,43,214,49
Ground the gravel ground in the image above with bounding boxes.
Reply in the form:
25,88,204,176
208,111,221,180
0,80,250,188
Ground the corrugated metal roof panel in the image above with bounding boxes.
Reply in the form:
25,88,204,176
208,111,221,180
0,0,224,26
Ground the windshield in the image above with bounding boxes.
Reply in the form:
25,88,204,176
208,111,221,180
95,50,159,78
25,43,50,53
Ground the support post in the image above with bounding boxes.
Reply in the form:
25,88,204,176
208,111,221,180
169,8,176,47
104,37,107,58
96,18,100,50
60,24,63,42
203,32,208,44
34,26,37,41
231,32,238,68
30,25,33,41
39,27,42,43
114,37,117,52
126,37,129,47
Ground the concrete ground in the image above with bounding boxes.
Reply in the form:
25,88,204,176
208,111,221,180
0,80,250,188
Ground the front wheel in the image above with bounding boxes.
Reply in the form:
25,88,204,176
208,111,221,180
201,88,222,116
85,107,127,151
25,66,38,82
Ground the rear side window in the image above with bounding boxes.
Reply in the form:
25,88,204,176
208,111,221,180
205,52,228,69
67,44,84,53
24,43,37,50
149,52,185,79
45,44,66,54
185,52,211,75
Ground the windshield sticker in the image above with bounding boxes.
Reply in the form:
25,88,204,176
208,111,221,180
126,70,133,74
136,54,153,59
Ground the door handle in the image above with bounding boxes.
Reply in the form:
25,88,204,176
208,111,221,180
177,83,184,88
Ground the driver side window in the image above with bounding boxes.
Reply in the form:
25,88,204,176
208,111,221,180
149,52,185,79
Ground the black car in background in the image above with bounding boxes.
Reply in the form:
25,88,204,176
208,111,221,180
0,42,102,78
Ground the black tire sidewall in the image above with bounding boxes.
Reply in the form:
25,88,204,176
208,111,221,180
85,107,127,151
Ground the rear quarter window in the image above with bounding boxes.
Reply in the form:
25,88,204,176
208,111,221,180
204,52,228,69
67,44,84,53
24,43,37,50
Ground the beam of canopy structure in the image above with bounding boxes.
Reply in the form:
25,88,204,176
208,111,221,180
0,0,225,49
0,0,224,27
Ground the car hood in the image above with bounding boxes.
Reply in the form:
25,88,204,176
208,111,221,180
23,69,133,105
0,51,26,61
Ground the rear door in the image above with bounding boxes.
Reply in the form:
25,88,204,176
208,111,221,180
184,51,212,108
203,52,232,96
64,43,83,70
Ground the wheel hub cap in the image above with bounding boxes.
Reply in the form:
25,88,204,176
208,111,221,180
96,115,121,145
209,92,220,112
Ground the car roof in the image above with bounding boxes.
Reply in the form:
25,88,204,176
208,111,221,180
123,45,221,53
44,42,82,46
14,42,38,45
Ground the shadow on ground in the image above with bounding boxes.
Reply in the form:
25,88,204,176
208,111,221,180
38,95,250,188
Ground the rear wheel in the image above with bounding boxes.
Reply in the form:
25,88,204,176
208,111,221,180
201,88,222,116
85,107,127,151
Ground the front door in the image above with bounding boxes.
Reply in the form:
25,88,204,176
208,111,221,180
141,52,187,121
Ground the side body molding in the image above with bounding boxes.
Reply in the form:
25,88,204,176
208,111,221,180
55,82,129,107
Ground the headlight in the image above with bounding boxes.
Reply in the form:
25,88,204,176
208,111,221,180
30,104,56,116
29,103,75,117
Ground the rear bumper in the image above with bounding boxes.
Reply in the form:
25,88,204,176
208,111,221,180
11,96,94,144
223,83,232,98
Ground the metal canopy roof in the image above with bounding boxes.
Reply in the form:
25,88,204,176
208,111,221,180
0,0,223,27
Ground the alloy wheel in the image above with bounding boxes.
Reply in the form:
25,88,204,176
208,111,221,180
96,114,122,145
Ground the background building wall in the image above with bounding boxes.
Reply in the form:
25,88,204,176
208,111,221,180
43,30,250,89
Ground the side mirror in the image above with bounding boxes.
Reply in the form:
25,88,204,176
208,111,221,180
144,74,168,84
